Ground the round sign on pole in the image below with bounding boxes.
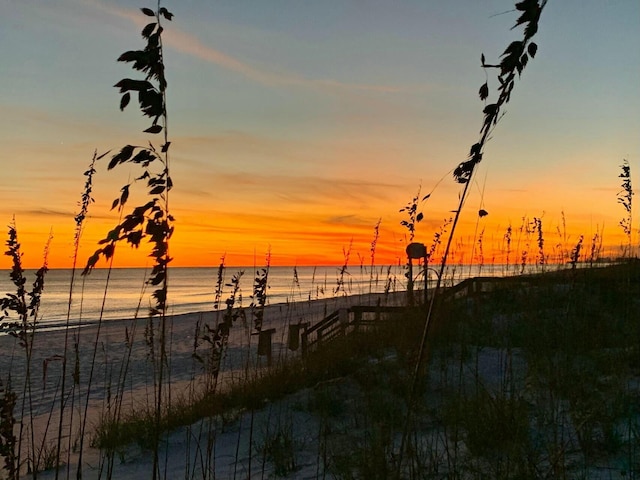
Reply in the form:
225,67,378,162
406,242,427,259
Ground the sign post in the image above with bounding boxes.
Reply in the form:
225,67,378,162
406,242,427,306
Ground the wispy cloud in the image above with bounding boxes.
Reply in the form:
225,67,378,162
176,132,304,164
24,208,74,218
90,1,431,95
325,214,372,226
178,170,403,206
20,208,115,222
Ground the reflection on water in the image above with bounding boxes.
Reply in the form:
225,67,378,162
0,263,549,325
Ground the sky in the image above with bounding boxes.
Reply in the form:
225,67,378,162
1,0,639,269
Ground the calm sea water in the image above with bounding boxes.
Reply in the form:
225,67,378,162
0,263,540,326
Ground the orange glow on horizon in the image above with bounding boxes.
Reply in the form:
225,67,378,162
0,204,630,271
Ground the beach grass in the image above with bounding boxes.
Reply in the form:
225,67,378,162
80,260,640,479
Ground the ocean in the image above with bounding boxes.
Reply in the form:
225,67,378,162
0,263,538,327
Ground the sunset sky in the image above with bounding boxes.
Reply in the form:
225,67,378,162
2,0,639,269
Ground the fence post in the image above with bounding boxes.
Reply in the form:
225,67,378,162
339,308,349,335
257,328,277,366
301,324,308,356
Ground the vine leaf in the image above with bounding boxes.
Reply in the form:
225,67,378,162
85,2,174,332
119,184,130,208
479,209,489,218
103,243,115,259
120,92,131,111
114,78,153,93
128,231,143,247
513,0,540,29
131,149,156,165
96,149,112,160
159,7,174,20
481,103,499,131
142,23,156,38
479,82,489,101
108,145,135,170
144,124,163,134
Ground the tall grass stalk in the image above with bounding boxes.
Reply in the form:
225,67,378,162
1,222,51,478
369,219,381,297
396,2,548,475
503,224,512,274
589,229,602,266
250,252,270,335
569,235,584,270
0,375,17,480
400,185,427,303
246,252,271,479
618,158,633,257
52,151,99,479
103,276,149,479
334,240,352,297
77,240,118,479
534,216,545,270
205,260,228,477
476,228,486,275
557,210,568,264
80,4,175,478
399,185,425,245
519,216,532,274
467,172,489,279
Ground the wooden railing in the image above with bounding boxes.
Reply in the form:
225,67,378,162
297,277,520,356
300,305,407,355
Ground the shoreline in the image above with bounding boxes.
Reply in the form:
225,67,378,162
21,289,410,333
7,260,619,336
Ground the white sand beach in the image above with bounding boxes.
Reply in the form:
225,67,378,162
0,290,408,479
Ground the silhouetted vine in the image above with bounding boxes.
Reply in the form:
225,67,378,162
84,5,174,318
81,5,174,479
397,2,549,476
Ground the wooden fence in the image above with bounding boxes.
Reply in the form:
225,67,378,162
300,305,407,355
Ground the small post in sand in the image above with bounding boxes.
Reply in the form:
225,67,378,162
257,328,277,366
